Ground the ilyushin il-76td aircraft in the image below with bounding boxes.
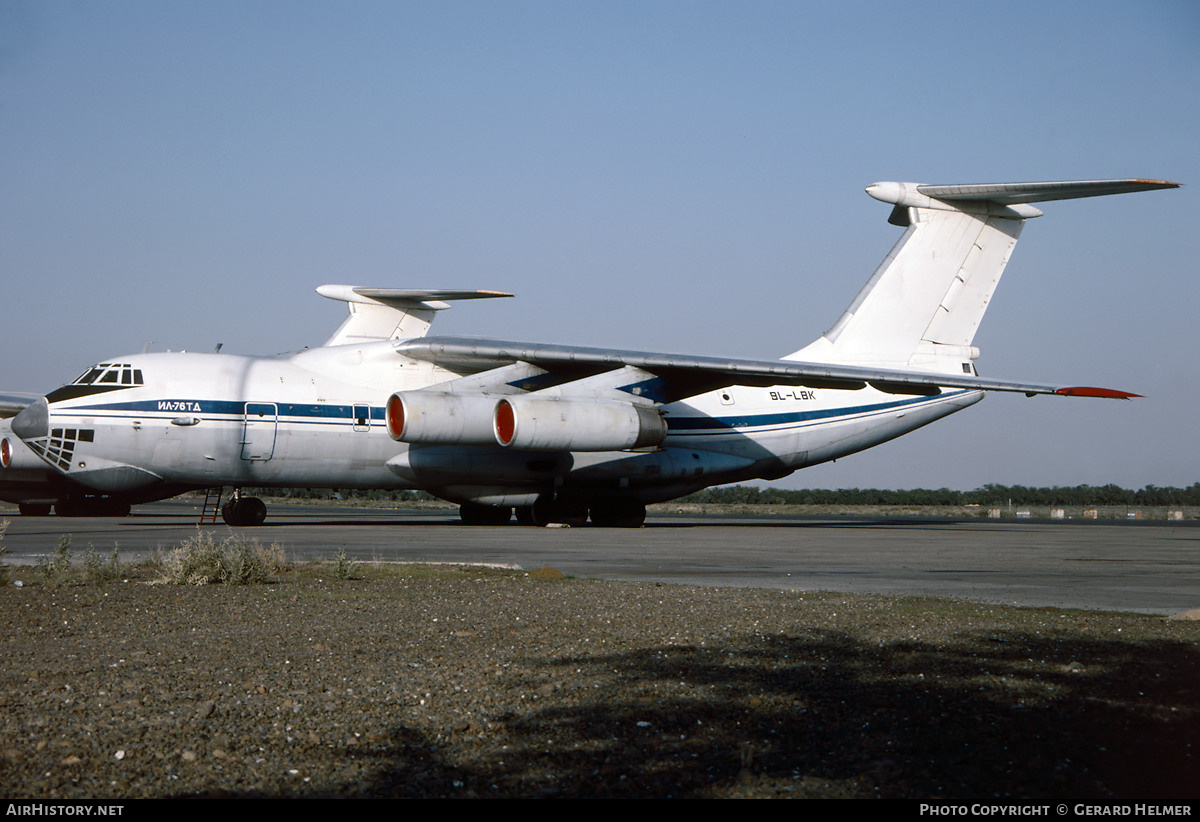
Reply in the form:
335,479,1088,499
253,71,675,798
1,178,1179,526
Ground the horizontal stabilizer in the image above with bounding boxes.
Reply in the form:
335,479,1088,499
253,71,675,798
915,178,1179,205
867,179,1180,212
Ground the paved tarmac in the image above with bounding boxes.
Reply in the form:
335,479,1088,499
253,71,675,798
2,502,1198,614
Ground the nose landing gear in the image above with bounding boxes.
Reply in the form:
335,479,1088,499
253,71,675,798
220,494,267,526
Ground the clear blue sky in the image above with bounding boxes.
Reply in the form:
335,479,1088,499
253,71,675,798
2,1,1196,491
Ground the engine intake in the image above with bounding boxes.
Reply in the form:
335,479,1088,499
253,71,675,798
493,396,666,451
1,435,49,471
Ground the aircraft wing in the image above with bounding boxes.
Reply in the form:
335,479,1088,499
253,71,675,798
0,392,39,419
395,336,1138,404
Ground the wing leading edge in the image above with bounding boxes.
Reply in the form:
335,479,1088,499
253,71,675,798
0,393,40,419
396,336,1139,404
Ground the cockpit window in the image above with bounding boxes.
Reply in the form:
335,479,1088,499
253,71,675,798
71,363,143,387
72,367,105,385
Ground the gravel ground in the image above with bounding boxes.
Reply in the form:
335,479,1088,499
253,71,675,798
1,563,1197,799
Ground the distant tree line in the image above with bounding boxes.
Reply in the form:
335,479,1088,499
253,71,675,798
679,483,1200,507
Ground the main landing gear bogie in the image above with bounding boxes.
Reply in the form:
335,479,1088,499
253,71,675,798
221,496,267,527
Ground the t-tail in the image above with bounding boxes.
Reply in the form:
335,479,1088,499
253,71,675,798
788,179,1179,375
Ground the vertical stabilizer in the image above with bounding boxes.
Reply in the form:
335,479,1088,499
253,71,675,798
788,178,1178,374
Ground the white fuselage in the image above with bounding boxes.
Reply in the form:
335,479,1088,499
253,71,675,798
27,341,981,506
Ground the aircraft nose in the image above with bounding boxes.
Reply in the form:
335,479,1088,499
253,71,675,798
11,397,49,440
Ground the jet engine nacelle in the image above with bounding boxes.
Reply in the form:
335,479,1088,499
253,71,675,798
1,435,48,471
493,396,667,451
385,391,501,445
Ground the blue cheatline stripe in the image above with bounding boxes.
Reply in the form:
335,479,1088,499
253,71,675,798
665,392,960,432
60,399,386,420
57,391,964,432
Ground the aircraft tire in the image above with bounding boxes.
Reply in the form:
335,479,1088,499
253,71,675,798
221,498,268,526
241,497,267,525
589,499,647,528
18,502,52,517
514,506,536,526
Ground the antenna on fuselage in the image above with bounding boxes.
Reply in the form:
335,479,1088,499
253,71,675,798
212,343,223,354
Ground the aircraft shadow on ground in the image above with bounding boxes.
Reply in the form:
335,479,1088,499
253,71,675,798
190,628,1199,799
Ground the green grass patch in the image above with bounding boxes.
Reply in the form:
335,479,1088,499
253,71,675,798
84,542,124,585
38,535,73,586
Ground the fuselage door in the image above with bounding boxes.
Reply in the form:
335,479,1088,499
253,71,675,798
352,403,371,432
241,402,278,461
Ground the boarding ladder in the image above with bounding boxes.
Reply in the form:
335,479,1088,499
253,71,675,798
199,487,224,525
